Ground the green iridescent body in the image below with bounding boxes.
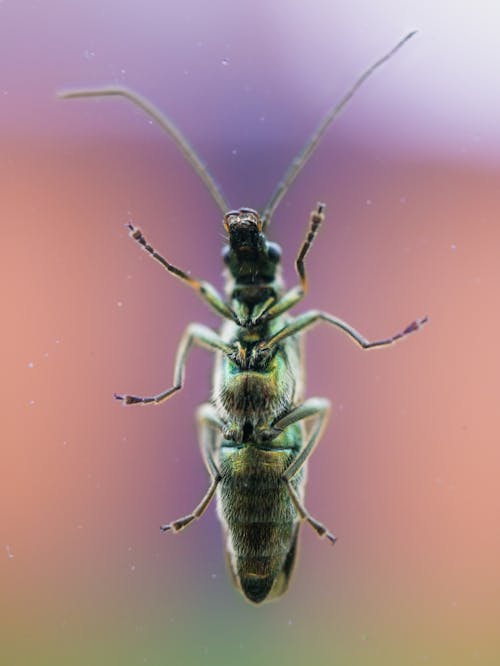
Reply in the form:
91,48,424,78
213,286,308,603
214,316,302,441
60,32,425,604
217,425,305,603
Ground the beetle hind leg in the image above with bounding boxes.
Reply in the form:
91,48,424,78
161,403,223,533
276,397,337,545
285,481,337,545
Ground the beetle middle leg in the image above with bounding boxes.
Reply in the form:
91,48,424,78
161,403,223,533
272,398,337,545
261,309,428,353
115,323,232,405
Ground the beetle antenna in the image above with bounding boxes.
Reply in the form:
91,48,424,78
58,85,231,215
261,31,417,228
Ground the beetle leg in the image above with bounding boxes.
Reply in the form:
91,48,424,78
262,310,428,352
161,403,223,533
285,481,337,545
274,398,336,544
115,323,232,405
160,475,220,533
126,224,236,321
295,202,325,294
275,398,330,480
195,403,225,471
257,203,325,322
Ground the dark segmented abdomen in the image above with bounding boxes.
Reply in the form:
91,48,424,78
216,445,303,603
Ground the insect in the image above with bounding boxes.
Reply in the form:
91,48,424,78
60,32,426,604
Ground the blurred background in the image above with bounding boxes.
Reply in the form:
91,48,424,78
1,1,499,664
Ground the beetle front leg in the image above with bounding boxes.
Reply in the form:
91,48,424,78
127,224,236,322
115,323,233,405
256,203,325,323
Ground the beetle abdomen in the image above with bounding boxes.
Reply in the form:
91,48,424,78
217,445,303,603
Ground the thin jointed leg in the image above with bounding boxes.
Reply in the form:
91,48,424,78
261,203,326,322
160,475,220,533
127,224,235,321
296,202,325,291
262,310,428,352
274,397,330,479
161,403,223,533
115,323,232,405
274,398,337,544
286,481,336,545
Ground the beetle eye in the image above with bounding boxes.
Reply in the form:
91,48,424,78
267,242,281,262
222,245,231,265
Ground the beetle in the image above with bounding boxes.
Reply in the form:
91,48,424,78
60,32,426,603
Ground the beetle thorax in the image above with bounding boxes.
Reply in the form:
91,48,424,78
222,208,284,320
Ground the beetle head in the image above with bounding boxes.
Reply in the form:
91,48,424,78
222,208,281,282
224,208,264,254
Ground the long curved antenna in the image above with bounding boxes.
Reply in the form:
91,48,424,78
261,31,417,228
58,85,230,214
